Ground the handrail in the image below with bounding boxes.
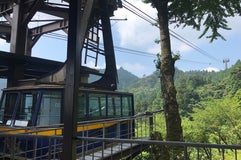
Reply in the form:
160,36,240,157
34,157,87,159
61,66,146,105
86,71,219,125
134,109,163,117
77,137,241,149
0,112,154,135
1,110,241,160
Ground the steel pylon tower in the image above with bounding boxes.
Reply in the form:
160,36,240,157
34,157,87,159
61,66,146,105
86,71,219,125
223,58,230,70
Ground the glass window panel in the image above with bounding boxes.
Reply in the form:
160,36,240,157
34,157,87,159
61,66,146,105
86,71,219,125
122,96,132,116
14,92,38,126
37,91,61,126
108,95,121,117
88,94,106,118
0,92,18,125
78,92,86,121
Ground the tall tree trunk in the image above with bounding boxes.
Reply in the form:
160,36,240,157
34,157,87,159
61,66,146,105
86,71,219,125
153,0,183,142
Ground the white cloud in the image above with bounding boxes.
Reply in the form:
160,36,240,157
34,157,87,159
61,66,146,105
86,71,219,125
202,67,220,72
171,40,193,53
167,14,241,59
84,61,106,70
169,24,205,55
122,62,148,77
113,1,158,49
113,0,205,57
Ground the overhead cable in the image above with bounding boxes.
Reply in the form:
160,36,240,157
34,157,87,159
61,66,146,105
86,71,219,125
122,0,222,63
44,33,211,65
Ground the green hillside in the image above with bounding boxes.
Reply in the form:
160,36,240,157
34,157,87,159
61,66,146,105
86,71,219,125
117,67,139,90
119,60,241,144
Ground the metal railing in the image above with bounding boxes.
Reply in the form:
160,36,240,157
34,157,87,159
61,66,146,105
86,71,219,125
0,111,154,159
0,111,240,159
77,137,241,160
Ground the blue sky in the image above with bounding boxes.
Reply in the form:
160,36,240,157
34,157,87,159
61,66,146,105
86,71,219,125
112,0,241,77
1,0,241,77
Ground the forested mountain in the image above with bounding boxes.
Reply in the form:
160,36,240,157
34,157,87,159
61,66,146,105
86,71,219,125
117,67,139,90
118,60,241,144
120,60,240,115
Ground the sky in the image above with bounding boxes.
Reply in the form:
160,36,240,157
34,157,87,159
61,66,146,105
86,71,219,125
1,0,241,77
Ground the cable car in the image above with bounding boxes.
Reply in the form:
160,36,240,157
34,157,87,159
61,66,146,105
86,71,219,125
0,84,134,159
0,84,134,127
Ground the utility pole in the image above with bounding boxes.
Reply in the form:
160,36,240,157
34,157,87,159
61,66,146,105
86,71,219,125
223,58,230,70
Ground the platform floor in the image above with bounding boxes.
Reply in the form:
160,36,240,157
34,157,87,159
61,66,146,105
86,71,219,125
78,142,145,160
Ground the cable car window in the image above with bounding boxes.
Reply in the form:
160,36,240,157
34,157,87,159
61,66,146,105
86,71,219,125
78,92,86,120
107,95,121,117
14,92,38,127
0,92,18,125
122,96,132,116
88,94,106,118
37,91,61,126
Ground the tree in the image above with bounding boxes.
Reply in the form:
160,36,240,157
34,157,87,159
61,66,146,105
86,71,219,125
186,94,241,145
228,60,241,95
176,75,201,118
143,0,241,143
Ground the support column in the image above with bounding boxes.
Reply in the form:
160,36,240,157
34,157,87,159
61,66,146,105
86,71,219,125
101,6,118,90
91,1,118,90
62,0,81,159
62,0,94,159
10,0,27,54
7,63,24,87
8,0,27,87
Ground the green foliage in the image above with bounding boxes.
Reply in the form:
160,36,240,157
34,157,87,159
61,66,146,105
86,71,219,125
154,53,162,69
169,0,241,41
118,60,241,145
128,71,161,113
225,60,241,95
142,0,241,145
137,1,241,157
144,0,241,42
154,52,180,69
176,75,201,118
184,94,241,144
172,52,180,61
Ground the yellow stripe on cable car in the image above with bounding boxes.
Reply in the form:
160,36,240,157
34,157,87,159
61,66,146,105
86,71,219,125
0,121,117,136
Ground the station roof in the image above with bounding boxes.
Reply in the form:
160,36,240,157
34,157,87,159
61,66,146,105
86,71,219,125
0,51,63,79
0,51,102,81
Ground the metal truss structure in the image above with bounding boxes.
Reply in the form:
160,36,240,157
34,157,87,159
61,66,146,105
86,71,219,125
0,1,122,159
0,0,121,90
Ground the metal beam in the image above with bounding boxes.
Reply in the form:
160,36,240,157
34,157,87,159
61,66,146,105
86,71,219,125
23,0,43,24
30,19,68,36
101,5,118,89
39,4,69,19
0,3,13,23
0,0,14,4
2,13,12,24
8,1,27,86
62,0,94,159
90,1,118,90
0,24,11,33
0,50,63,79
10,1,27,54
